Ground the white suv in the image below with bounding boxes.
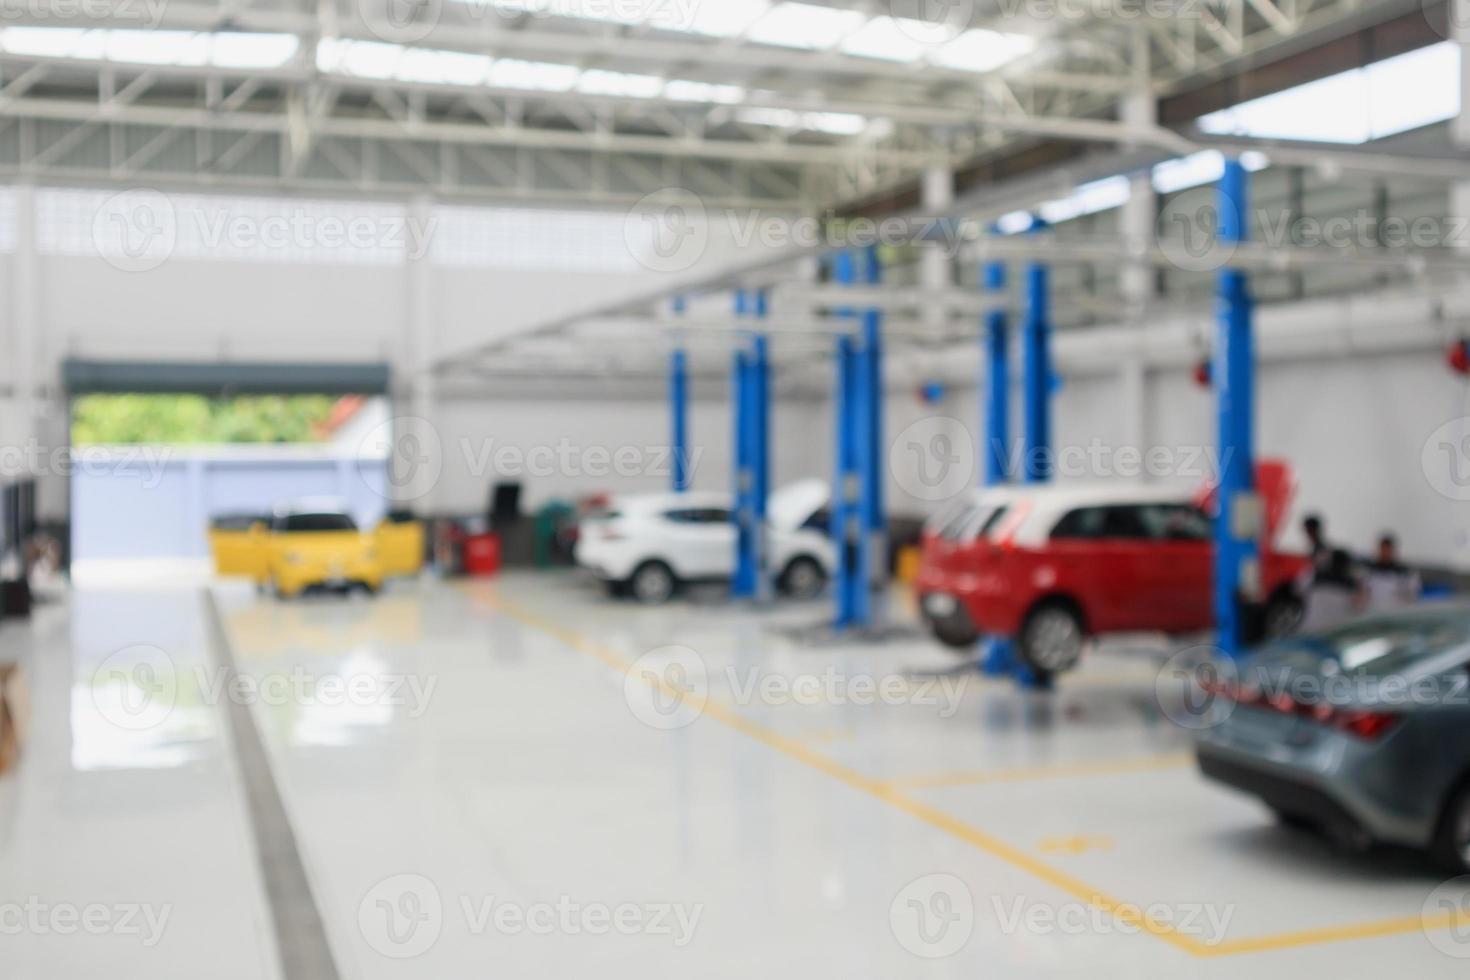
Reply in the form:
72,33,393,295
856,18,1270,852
575,479,834,603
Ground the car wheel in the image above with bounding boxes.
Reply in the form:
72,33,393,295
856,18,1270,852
929,616,980,651
779,557,827,600
1017,600,1086,678
1433,783,1470,874
1263,590,1305,639
629,561,677,604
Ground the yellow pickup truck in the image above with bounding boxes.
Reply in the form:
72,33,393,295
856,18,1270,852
209,504,423,598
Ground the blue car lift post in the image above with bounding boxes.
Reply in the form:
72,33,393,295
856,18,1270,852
670,295,691,494
831,249,873,630
982,218,1053,688
1214,159,1258,659
731,289,757,600
859,245,887,621
751,289,772,602
731,288,771,601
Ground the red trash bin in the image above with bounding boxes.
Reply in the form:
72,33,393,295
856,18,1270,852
463,533,502,577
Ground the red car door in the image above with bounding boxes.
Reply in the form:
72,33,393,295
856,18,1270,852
1044,506,1155,633
1137,503,1215,633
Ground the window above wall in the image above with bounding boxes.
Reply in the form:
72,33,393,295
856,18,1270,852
1198,42,1462,144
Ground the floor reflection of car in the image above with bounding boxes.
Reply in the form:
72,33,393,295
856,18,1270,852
916,483,1309,678
209,501,423,598
1197,606,1470,872
574,479,833,603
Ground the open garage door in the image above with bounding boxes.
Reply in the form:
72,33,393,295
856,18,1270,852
63,360,396,580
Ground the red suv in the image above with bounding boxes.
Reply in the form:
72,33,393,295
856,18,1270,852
916,474,1308,678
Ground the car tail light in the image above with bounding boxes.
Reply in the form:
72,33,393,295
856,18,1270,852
600,527,625,541
1201,679,1402,740
1335,710,1400,740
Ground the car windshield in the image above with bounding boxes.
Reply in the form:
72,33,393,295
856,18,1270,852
277,513,357,533
1258,610,1470,678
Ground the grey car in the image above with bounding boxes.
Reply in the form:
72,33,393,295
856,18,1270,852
1196,605,1470,872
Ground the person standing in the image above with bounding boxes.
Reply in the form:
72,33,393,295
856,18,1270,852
1365,534,1421,611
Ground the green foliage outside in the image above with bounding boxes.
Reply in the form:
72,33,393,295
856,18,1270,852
72,394,341,445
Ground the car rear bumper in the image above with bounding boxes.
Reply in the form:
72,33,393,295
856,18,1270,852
1196,741,1431,849
1197,746,1369,841
915,568,1026,637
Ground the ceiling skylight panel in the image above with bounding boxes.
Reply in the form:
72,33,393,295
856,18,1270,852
207,32,298,69
746,3,866,50
1363,42,1460,141
737,106,866,135
1151,149,1267,195
487,58,579,91
394,47,491,85
0,27,106,59
1038,176,1131,224
104,30,209,65
839,16,942,62
577,69,664,98
318,38,403,79
663,80,746,104
934,29,1036,73
1197,43,1458,144
680,0,771,37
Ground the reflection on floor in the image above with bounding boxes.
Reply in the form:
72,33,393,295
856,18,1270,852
1,574,1466,979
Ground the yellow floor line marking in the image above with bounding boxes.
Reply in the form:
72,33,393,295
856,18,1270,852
460,582,1470,959
885,753,1194,790
1040,835,1116,856
1205,911,1470,958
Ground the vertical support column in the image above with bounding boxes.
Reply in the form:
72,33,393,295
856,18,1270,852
979,241,1028,681
669,296,691,493
1022,217,1053,484
920,166,954,331
1453,0,1470,255
1214,159,1258,659
831,251,866,629
401,194,437,523
982,256,1010,486
8,183,42,524
859,244,885,599
751,289,771,602
731,289,757,600
1119,85,1156,459
1119,62,1157,321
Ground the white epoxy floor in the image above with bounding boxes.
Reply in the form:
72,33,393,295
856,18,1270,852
3,574,1468,978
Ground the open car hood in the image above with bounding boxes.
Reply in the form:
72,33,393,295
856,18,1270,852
768,479,830,532
1192,458,1296,544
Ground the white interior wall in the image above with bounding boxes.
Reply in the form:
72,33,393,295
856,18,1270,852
430,395,827,515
